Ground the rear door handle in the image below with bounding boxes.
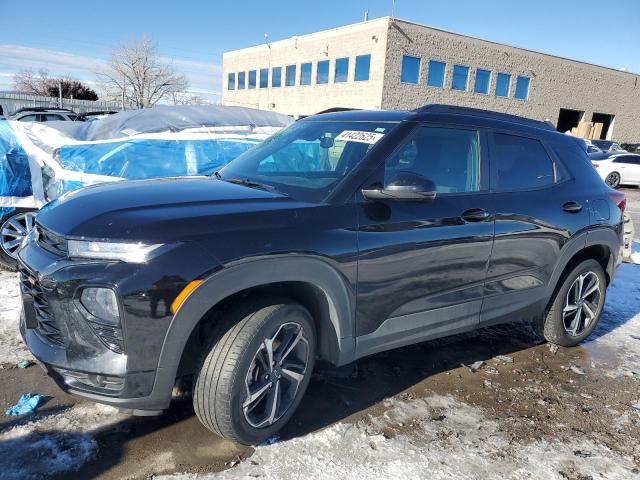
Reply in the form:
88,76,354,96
562,201,582,213
461,208,490,222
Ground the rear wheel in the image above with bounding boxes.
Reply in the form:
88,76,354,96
605,172,620,188
193,297,316,445
0,209,36,270
535,259,606,347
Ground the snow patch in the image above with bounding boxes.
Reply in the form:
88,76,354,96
0,270,32,366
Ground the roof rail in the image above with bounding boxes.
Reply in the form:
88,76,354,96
415,104,555,131
11,106,75,115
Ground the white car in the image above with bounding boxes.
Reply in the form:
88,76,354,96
592,153,640,188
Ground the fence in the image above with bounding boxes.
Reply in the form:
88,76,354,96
0,92,123,116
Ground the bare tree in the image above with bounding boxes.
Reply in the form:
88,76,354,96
13,69,98,100
97,36,189,109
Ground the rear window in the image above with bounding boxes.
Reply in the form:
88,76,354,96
491,133,554,191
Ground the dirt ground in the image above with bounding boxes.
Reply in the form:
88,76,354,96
0,189,638,479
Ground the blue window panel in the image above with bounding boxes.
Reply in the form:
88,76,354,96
237,72,246,90
474,69,491,94
355,54,371,81
400,55,420,84
259,68,269,88
335,57,349,83
317,60,329,84
248,70,256,89
272,67,282,88
451,65,469,91
495,72,511,97
515,76,531,100
300,62,312,85
427,60,446,88
285,65,296,86
227,72,235,90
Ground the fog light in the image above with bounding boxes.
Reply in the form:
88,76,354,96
80,287,120,325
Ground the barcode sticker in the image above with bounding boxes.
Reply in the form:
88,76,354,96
335,130,385,144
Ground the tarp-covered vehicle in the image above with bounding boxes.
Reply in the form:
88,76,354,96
0,105,292,268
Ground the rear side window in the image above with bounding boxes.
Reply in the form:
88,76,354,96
491,133,554,191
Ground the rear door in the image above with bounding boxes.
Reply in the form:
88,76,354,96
481,130,590,326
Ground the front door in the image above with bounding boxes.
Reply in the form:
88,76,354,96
354,124,494,357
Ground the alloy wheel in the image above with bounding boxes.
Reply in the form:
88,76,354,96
562,271,601,337
0,212,35,259
605,172,620,188
243,322,309,428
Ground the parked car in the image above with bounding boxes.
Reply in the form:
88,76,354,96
621,143,640,154
584,139,611,161
592,139,626,153
9,107,84,122
18,105,625,445
592,153,640,188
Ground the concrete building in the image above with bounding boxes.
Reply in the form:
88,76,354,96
222,17,640,142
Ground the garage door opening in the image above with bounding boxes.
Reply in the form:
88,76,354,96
591,112,615,140
556,108,584,134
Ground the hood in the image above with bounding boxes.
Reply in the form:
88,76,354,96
37,177,296,241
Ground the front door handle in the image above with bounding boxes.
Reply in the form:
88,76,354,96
562,201,583,213
461,208,490,222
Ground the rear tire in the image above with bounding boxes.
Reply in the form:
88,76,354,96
605,172,621,188
535,259,606,347
193,297,316,445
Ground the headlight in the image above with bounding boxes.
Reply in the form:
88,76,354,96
80,287,120,325
67,240,164,263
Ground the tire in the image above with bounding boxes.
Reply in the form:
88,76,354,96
605,172,621,188
535,259,606,347
193,297,316,445
0,209,36,271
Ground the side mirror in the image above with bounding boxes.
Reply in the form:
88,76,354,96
362,172,437,202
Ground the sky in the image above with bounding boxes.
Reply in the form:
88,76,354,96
0,0,638,103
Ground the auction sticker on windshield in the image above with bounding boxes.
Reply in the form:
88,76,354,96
336,130,385,144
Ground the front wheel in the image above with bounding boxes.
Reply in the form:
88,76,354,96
535,259,606,346
0,209,36,270
193,297,316,445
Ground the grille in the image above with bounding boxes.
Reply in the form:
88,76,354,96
36,225,68,256
20,271,65,346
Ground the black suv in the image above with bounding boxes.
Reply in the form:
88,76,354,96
18,105,625,445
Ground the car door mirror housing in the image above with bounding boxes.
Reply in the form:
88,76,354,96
362,172,437,202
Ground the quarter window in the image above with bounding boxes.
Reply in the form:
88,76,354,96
237,72,246,90
491,133,554,191
355,54,371,81
384,127,480,194
335,57,349,83
259,68,269,88
272,67,282,88
427,60,446,88
317,60,329,84
400,55,420,84
300,62,312,85
285,65,296,86
495,73,511,97
514,76,530,100
227,72,235,90
474,69,491,94
451,65,469,91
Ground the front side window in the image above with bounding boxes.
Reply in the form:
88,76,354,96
400,55,420,84
613,155,639,164
259,68,269,88
335,57,349,83
427,60,446,88
451,65,469,91
220,120,398,202
355,54,371,81
384,127,480,194
317,60,329,84
300,62,312,85
237,72,246,90
248,70,256,89
228,72,235,90
285,65,296,86
495,72,511,97
474,68,491,94
272,67,282,87
514,76,530,100
491,133,554,191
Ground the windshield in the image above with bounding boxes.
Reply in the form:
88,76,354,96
219,120,398,202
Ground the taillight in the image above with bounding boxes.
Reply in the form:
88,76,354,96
592,162,599,169
608,191,626,214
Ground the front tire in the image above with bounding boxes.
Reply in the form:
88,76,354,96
535,259,606,347
193,297,316,445
0,209,36,270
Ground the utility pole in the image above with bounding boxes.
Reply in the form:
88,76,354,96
58,81,63,108
121,72,126,111
391,0,396,18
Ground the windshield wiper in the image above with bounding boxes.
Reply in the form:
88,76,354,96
224,177,284,195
